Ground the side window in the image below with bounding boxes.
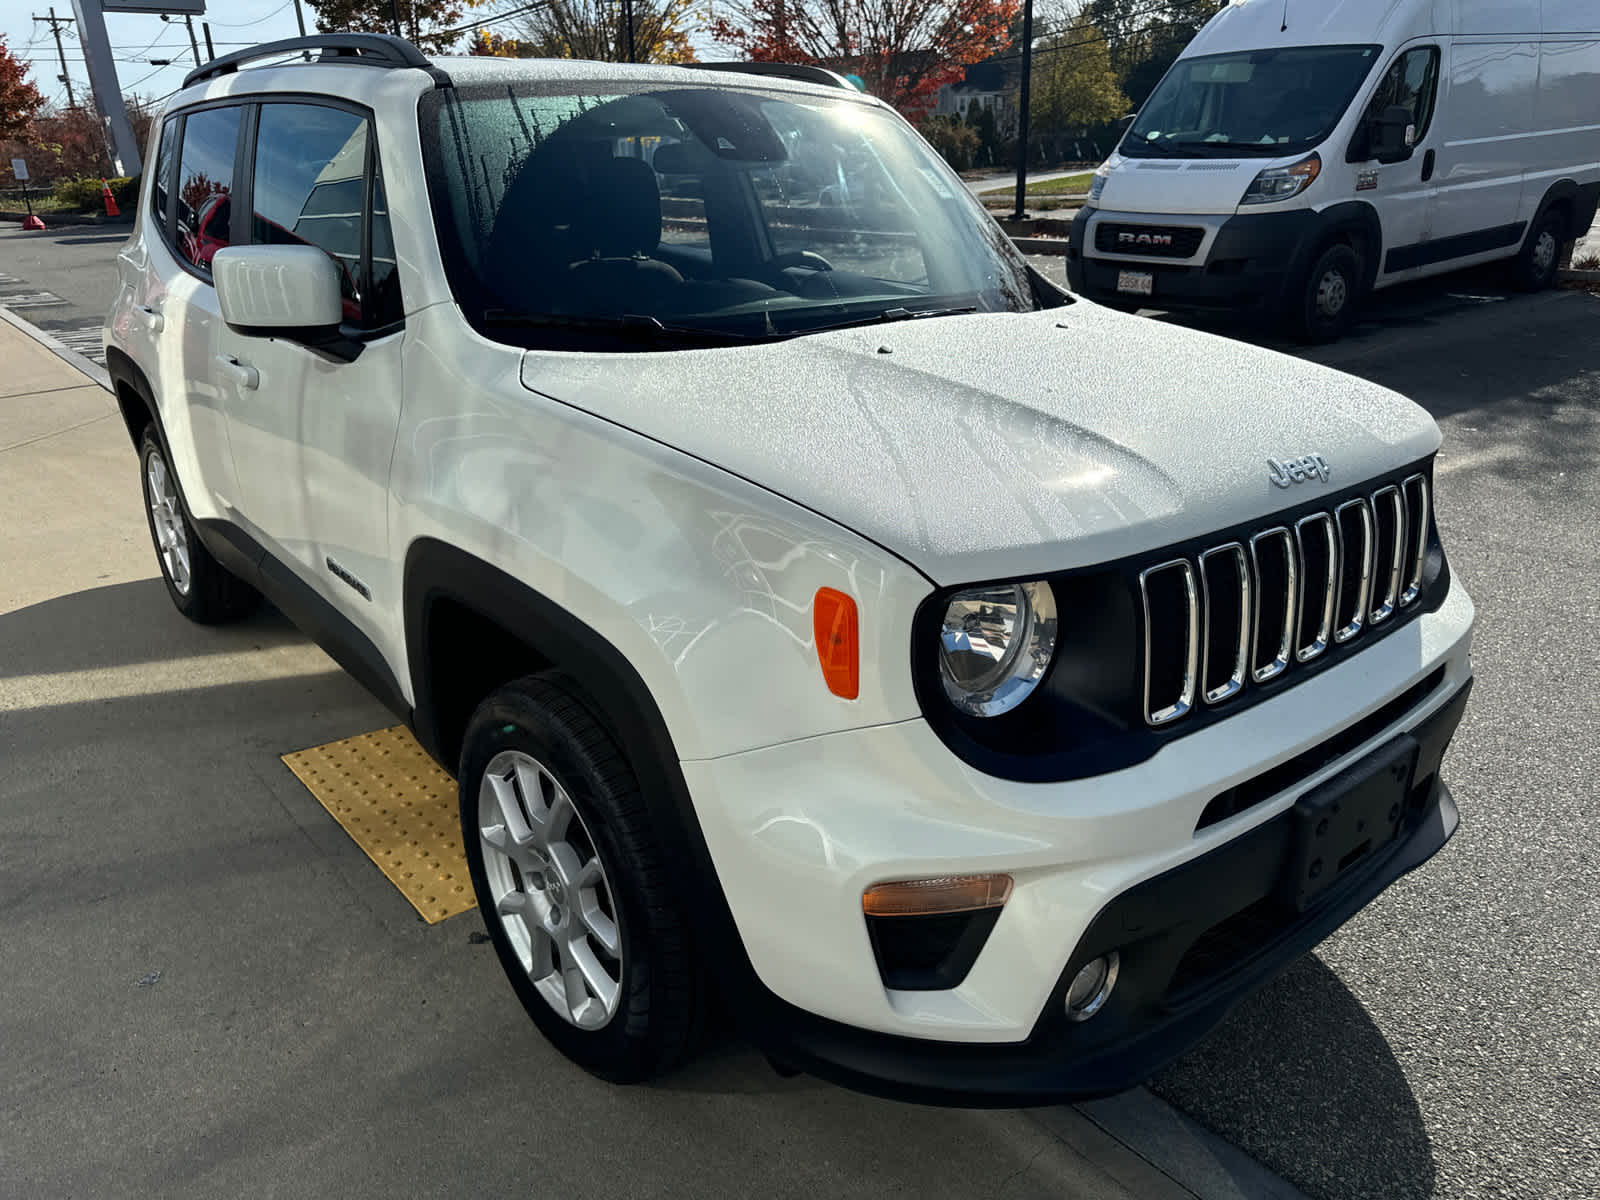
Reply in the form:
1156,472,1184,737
250,102,403,329
151,117,177,234
175,105,241,274
1351,47,1440,162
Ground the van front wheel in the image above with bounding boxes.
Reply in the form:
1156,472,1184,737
1290,243,1362,343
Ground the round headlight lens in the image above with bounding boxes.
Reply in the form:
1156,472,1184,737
938,581,1057,717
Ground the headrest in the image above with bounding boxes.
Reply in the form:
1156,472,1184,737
650,139,718,176
573,156,662,259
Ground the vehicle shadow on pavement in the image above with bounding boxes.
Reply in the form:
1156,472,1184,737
0,578,304,679
1151,954,1436,1200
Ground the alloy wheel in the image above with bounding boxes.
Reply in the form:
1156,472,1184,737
477,749,623,1030
145,449,191,595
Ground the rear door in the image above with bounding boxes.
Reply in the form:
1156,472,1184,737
218,99,406,650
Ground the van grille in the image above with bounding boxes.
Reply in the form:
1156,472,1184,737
1140,474,1431,727
1094,222,1205,258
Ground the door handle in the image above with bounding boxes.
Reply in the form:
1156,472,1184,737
1421,149,1436,183
214,354,259,390
135,304,164,333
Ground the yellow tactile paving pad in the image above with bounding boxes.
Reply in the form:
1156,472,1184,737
282,726,476,924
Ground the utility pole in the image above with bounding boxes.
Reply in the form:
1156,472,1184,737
183,15,202,65
622,0,636,62
202,22,215,61
389,0,403,37
1012,0,1034,222
292,0,308,38
32,7,77,108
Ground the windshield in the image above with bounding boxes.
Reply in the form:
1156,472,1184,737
1125,44,1381,157
419,82,1041,349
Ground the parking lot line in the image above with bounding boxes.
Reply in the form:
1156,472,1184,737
281,725,475,924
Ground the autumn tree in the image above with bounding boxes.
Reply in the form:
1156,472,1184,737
1030,9,1127,135
1,36,46,141
473,0,698,64
307,0,468,53
710,0,1019,119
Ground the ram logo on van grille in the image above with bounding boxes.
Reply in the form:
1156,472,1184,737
1094,223,1205,258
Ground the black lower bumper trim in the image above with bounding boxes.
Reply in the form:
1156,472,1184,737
752,678,1471,1107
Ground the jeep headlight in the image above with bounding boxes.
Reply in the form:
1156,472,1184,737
938,581,1057,717
1240,152,1321,205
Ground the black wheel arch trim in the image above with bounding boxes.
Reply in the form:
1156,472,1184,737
400,538,775,1011
1301,202,1384,292
1528,177,1598,241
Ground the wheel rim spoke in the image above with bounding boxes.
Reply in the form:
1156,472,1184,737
477,748,624,1030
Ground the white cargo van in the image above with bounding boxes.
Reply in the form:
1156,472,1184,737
1067,0,1600,339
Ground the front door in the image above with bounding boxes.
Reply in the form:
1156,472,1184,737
1350,44,1443,286
218,100,407,653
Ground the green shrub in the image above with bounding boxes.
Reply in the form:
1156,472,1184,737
918,115,980,172
52,174,137,212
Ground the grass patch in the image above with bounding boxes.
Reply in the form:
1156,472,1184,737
981,172,1095,198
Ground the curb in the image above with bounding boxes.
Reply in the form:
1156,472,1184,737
0,304,112,392
1558,267,1600,282
0,209,133,227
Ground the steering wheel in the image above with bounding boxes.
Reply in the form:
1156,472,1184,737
769,250,835,273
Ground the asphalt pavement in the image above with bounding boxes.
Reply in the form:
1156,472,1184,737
3,222,1598,1199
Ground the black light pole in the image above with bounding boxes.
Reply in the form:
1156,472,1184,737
622,0,637,62
1012,0,1034,222
389,0,404,37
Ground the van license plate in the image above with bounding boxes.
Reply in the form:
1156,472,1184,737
1116,271,1153,297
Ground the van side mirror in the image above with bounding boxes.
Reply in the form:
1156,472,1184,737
213,245,364,363
1370,104,1415,164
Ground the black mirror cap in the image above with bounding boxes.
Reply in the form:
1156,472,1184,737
224,320,367,365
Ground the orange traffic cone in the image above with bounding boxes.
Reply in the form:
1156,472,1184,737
100,178,120,218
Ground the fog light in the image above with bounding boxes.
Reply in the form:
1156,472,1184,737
1064,952,1119,1021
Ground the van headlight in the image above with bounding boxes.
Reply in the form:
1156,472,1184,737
1240,152,1321,205
1089,164,1110,204
938,581,1057,717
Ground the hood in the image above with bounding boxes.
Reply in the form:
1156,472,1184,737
1096,156,1259,216
518,305,1440,586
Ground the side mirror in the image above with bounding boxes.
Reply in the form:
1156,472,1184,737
1371,104,1415,163
213,245,362,361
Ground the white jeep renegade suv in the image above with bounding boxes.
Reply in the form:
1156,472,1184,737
105,34,1475,1104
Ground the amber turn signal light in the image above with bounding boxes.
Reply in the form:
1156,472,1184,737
813,587,859,699
862,874,1014,917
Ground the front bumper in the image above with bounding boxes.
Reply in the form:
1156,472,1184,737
1066,207,1323,314
680,581,1474,1104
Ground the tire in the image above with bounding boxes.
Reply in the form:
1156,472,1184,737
459,673,702,1082
139,425,260,624
1510,209,1565,292
1289,242,1362,343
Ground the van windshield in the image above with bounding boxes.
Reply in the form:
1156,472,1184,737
419,82,1042,350
1125,44,1381,158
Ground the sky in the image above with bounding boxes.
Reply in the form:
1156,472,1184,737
0,1,733,116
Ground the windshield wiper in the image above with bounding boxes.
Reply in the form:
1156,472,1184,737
481,309,761,345
791,304,981,337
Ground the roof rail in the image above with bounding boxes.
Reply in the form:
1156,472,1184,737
182,33,442,90
695,61,859,91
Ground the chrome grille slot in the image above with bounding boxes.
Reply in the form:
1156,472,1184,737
1369,485,1405,624
1248,527,1297,683
1334,499,1374,643
1400,474,1430,606
1199,543,1250,705
1140,560,1199,726
1133,467,1434,730
1295,513,1338,662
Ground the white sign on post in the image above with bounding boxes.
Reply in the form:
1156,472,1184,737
10,159,27,182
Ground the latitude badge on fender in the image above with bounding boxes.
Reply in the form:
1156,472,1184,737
1267,454,1332,488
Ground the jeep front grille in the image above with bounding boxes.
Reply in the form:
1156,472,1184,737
1140,474,1431,727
